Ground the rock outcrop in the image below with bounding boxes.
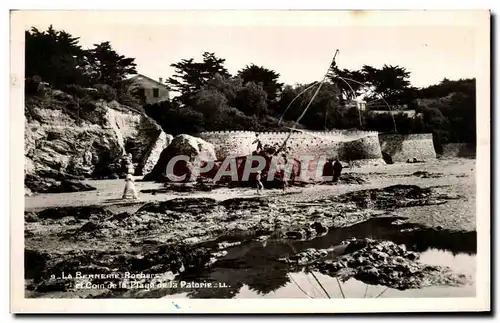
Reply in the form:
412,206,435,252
314,238,471,290
334,185,457,210
25,173,96,194
135,131,174,176
143,134,216,182
24,88,163,193
277,238,471,291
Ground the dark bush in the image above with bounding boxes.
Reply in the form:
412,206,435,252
25,76,43,96
61,84,94,99
115,91,141,109
92,84,117,101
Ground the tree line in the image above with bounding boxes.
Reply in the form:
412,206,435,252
25,25,140,107
25,26,476,150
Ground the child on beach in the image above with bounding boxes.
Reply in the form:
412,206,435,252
122,172,139,200
256,171,264,195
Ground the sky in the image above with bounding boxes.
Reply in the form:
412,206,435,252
15,10,482,89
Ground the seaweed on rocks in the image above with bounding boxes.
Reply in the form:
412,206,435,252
35,206,112,220
137,198,219,215
335,185,449,210
313,238,471,290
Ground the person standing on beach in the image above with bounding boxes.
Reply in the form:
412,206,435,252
120,153,135,177
322,158,334,183
333,159,343,183
126,153,134,174
122,172,139,200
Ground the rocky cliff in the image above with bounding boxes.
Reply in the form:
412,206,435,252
24,87,167,194
135,131,174,176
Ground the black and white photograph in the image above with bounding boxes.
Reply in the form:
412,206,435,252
10,9,491,313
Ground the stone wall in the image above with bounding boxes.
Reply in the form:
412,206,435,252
197,131,255,160
441,143,476,158
379,133,437,162
198,130,384,162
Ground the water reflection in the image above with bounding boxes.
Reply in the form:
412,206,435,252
161,217,476,299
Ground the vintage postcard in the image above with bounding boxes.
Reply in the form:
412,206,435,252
10,10,490,313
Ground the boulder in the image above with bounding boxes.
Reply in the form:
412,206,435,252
25,187,33,197
143,134,216,182
25,169,97,194
135,131,173,176
25,174,59,193
43,180,97,193
35,206,112,220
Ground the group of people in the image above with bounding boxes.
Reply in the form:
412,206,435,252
252,134,282,194
251,134,344,195
120,133,346,199
252,133,292,195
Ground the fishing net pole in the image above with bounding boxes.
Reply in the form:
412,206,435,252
275,50,339,155
275,50,398,154
334,74,364,128
278,81,320,125
338,76,398,134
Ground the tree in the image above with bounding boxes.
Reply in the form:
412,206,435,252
167,52,230,106
361,64,412,105
25,25,89,87
328,64,414,106
237,64,284,105
86,41,137,86
193,88,229,117
189,75,266,130
234,81,268,117
419,107,450,153
328,67,366,102
414,78,476,144
25,25,138,93
205,73,243,105
276,81,342,129
144,100,205,135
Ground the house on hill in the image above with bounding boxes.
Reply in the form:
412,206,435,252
369,109,422,119
345,98,367,111
128,74,170,105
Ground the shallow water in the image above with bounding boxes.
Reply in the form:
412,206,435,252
158,217,476,299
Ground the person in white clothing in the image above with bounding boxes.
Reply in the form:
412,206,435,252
122,173,139,200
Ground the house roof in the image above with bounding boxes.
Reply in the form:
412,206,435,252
128,74,170,89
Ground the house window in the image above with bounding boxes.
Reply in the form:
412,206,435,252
153,88,159,98
136,88,146,101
